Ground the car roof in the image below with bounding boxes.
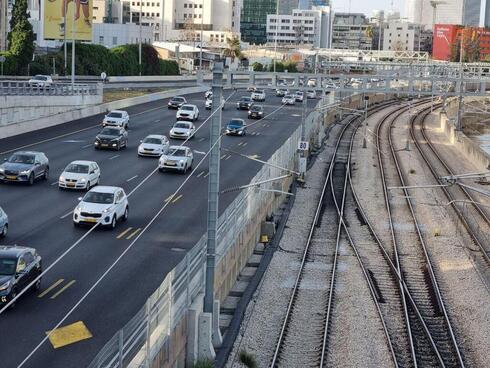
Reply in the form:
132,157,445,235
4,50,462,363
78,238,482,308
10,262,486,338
168,145,188,151
0,245,35,258
172,96,185,99
12,151,41,155
68,160,96,166
145,134,165,139
88,186,122,194
109,110,126,114
175,121,192,126
180,104,196,108
229,118,245,123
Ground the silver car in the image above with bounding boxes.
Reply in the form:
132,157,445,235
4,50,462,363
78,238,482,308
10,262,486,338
0,151,49,185
158,146,194,173
0,206,8,237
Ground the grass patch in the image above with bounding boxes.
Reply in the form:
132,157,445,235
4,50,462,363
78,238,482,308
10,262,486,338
239,350,258,368
192,360,213,368
103,88,166,103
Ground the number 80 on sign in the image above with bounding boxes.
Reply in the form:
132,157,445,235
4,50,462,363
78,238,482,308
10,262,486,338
298,141,309,151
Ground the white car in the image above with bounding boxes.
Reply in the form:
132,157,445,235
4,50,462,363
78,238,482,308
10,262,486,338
59,160,100,190
205,96,225,110
251,90,266,102
103,110,129,129
294,91,304,102
138,134,170,157
28,75,53,88
306,90,317,99
73,186,129,229
176,104,199,121
170,121,196,140
205,89,213,99
307,78,317,87
158,146,194,173
282,94,295,105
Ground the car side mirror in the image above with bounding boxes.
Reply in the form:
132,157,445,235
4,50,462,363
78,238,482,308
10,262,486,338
77,197,83,201
3,158,6,161
140,140,143,143
90,171,95,174
35,162,40,166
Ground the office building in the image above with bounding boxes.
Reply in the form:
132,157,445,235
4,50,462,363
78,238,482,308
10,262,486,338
331,13,372,50
382,22,425,51
298,0,329,9
266,6,331,47
241,0,276,44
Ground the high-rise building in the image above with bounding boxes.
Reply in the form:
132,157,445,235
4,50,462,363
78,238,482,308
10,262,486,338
241,0,276,44
331,13,372,50
298,0,329,9
279,0,299,15
266,6,331,47
382,22,425,51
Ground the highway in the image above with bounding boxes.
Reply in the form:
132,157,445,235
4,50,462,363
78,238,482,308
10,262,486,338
0,90,316,367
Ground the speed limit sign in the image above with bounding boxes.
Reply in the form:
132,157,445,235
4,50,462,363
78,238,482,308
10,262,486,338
298,141,309,151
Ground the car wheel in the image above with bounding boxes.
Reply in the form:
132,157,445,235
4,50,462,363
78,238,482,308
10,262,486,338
122,207,129,221
32,275,41,292
116,142,120,151
158,168,164,173
73,221,80,228
9,288,17,308
44,167,49,180
1,224,7,237
243,131,247,136
110,216,116,229
86,181,91,190
28,173,34,185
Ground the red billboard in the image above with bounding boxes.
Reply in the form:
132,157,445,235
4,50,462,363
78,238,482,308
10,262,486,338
432,24,459,61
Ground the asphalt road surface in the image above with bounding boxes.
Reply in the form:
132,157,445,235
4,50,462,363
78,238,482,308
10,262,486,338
0,89,317,368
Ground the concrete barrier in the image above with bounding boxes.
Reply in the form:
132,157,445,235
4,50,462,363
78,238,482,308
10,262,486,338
0,86,208,139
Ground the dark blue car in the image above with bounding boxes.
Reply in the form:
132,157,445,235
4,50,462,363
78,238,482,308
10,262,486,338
226,119,247,136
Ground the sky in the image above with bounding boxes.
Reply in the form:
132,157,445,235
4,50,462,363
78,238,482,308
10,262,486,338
331,0,405,17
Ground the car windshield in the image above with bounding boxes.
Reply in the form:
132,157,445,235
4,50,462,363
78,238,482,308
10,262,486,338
174,123,190,129
100,128,120,136
107,112,122,118
251,106,262,112
143,137,162,144
241,98,252,102
255,90,264,94
0,258,16,276
83,192,114,204
181,106,194,111
168,149,186,157
8,153,35,164
229,120,244,127
285,95,293,99
34,76,47,81
65,164,89,174
172,98,184,102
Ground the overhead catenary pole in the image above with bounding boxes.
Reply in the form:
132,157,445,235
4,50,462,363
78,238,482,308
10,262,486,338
204,61,224,315
273,0,279,73
64,0,67,73
139,0,142,76
199,0,204,70
71,0,76,86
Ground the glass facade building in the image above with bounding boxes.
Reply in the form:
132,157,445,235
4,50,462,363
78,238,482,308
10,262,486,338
241,0,277,44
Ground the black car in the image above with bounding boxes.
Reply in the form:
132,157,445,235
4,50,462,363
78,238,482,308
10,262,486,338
225,119,247,136
94,127,128,150
0,246,42,308
248,105,264,119
236,97,254,110
168,96,187,109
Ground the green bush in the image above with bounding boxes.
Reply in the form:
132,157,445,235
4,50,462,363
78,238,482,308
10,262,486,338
0,52,18,75
252,62,264,72
192,360,213,368
239,350,258,368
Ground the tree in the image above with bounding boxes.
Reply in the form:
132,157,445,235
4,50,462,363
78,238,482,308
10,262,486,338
223,35,242,62
7,0,35,74
365,25,374,50
252,62,263,71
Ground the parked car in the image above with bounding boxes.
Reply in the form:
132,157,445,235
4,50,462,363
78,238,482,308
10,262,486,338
28,75,53,88
158,146,194,173
248,105,264,119
205,96,225,110
170,121,196,140
168,96,187,109
251,89,266,101
0,246,42,308
307,78,317,87
306,90,317,99
73,186,128,229
103,110,129,129
226,119,247,136
236,97,254,110
0,151,49,185
176,104,199,121
138,135,169,157
276,89,288,97
94,127,128,150
282,94,296,105
247,86,256,92
0,207,8,237
58,160,100,190
205,89,213,99
294,91,304,102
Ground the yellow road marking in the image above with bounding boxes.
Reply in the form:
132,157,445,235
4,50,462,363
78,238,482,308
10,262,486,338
117,227,133,239
197,171,205,178
225,155,232,160
126,228,141,240
220,154,226,159
237,142,244,146
38,279,64,298
172,194,183,203
242,142,248,147
50,280,76,299
248,154,261,159
204,172,210,178
165,194,174,203
46,321,93,349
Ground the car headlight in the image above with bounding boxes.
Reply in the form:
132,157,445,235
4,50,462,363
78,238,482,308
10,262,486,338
0,168,4,173
0,281,10,291
75,206,82,213
80,178,86,182
102,208,110,213
59,176,65,182
179,160,184,165
20,170,30,175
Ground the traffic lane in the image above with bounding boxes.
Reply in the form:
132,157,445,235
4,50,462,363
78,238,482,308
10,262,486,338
11,102,306,368
0,91,208,153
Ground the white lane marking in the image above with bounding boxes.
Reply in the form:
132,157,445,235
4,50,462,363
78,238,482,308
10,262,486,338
193,150,206,155
63,140,85,143
154,119,160,123
198,137,206,142
82,143,92,149
60,210,73,219
256,132,261,136
292,114,301,117
109,155,120,160
51,181,59,186
126,175,138,182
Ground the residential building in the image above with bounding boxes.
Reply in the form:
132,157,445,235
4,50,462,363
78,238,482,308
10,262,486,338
92,23,153,47
433,23,490,60
331,13,372,50
382,22,425,51
93,0,122,23
241,0,276,44
266,6,331,47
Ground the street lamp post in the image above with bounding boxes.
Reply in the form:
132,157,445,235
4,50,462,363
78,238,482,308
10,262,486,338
71,0,76,86
200,0,204,70
139,0,142,76
273,0,278,73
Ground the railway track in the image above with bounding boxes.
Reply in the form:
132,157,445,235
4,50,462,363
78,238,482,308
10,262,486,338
410,106,490,274
269,101,397,368
375,102,464,367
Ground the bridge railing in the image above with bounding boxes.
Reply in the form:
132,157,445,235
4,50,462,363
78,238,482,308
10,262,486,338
0,81,100,96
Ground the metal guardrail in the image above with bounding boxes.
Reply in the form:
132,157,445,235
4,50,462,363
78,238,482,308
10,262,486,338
0,81,99,96
88,99,326,368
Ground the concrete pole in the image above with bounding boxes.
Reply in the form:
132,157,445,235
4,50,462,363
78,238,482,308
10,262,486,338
64,0,67,74
199,0,204,70
71,1,76,86
362,96,368,148
273,0,278,73
204,62,224,316
139,0,142,76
